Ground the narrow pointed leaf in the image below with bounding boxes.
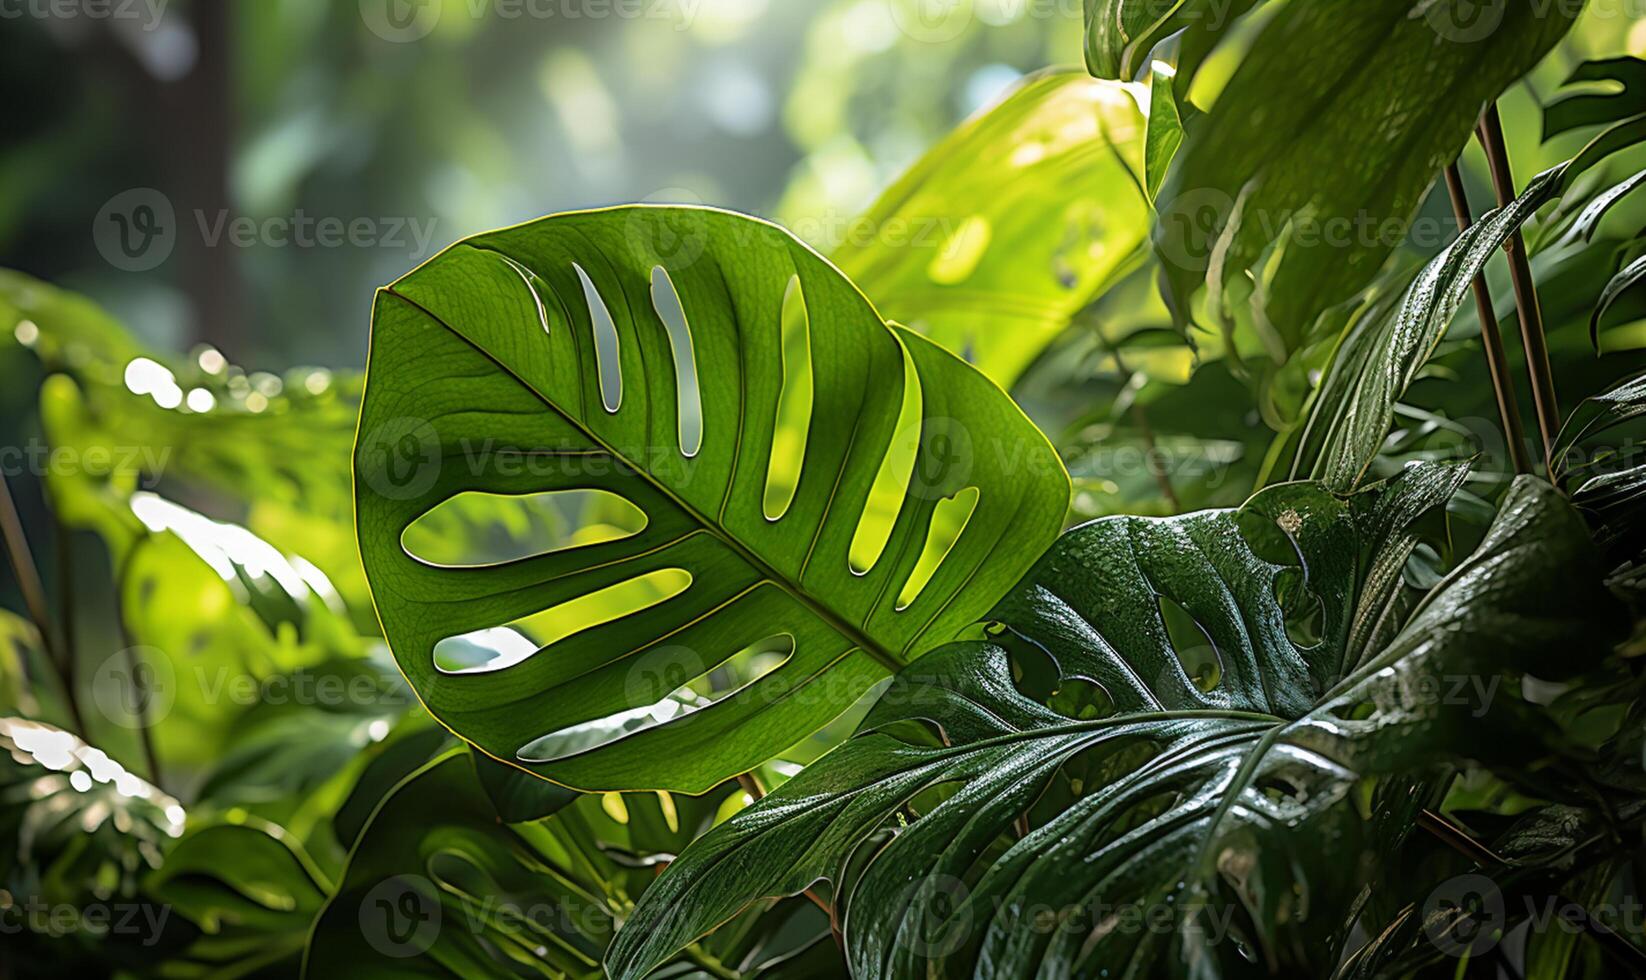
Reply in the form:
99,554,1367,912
1285,165,1566,490
1593,253,1646,346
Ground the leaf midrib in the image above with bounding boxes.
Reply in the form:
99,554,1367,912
383,282,909,674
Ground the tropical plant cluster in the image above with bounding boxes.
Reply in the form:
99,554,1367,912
8,1,1646,978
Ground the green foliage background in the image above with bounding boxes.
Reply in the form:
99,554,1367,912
7,1,1646,978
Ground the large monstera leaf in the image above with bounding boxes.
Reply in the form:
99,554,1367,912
354,206,1069,793
607,469,1627,979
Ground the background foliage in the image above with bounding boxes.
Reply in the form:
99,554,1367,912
7,1,1646,978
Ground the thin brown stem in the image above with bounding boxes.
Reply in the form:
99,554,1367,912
51,513,84,728
120,644,162,789
1108,344,1181,513
0,472,85,734
1443,163,1531,476
1129,401,1183,513
1418,808,1502,866
114,543,163,790
1478,106,1559,472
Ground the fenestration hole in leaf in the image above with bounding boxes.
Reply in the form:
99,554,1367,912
649,266,703,457
1273,567,1325,649
764,274,813,520
515,633,794,763
1034,740,1160,827
1106,788,1183,842
401,489,647,567
1000,629,1060,704
432,567,692,674
1327,700,1377,723
1236,508,1303,567
869,716,949,749
849,344,922,575
1157,594,1223,692
426,849,496,902
1256,774,1309,806
573,262,623,414
495,252,552,335
1046,675,1115,721
901,778,966,822
895,487,979,610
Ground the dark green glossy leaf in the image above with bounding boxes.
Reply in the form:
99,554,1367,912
193,656,414,826
472,750,580,824
0,717,190,967
1551,167,1646,249
1279,166,1566,490
1593,253,1646,344
332,716,457,850
609,470,1627,979
1554,371,1646,572
1154,0,1577,357
304,750,618,978
1544,57,1646,139
145,819,331,979
354,205,1069,793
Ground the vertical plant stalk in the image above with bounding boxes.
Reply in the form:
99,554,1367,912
53,515,79,705
1107,342,1182,513
1442,163,1531,476
0,472,86,735
1478,106,1559,471
115,543,164,790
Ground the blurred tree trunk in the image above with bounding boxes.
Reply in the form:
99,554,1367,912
160,0,241,356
